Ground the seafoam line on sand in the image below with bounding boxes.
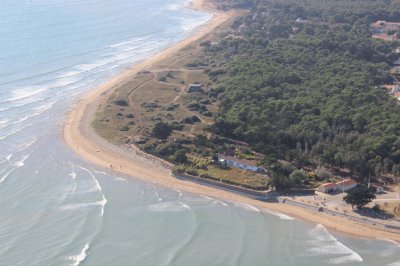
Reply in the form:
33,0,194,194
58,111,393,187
264,209,295,220
233,202,261,213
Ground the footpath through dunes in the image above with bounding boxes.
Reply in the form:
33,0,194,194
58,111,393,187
63,0,400,241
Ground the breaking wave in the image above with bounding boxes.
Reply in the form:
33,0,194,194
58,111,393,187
264,210,295,220
305,224,363,264
148,201,191,213
66,243,89,266
78,166,107,216
233,202,260,212
60,200,107,212
0,153,31,183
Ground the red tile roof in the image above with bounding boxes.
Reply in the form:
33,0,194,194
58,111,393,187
319,182,337,189
336,179,357,187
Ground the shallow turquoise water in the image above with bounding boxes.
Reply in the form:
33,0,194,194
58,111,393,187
0,0,399,265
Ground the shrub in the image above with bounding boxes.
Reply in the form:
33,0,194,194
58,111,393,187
174,149,188,164
114,100,129,106
186,169,199,176
116,125,129,131
152,121,173,140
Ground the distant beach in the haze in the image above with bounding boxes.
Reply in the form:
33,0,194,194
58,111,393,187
0,0,400,265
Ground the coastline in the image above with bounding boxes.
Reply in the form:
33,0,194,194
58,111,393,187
63,0,400,241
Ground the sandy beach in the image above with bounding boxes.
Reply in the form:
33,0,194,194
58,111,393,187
63,0,400,241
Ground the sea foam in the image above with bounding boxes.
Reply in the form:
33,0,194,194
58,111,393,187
148,201,191,213
67,243,89,266
306,224,363,264
78,166,107,216
234,202,261,212
264,209,295,220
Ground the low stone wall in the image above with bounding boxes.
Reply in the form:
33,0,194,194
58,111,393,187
174,173,274,199
385,224,400,230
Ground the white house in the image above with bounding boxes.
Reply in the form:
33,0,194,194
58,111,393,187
318,179,357,194
218,154,263,172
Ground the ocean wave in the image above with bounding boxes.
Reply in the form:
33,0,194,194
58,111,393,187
78,166,102,192
0,37,162,114
0,168,15,184
387,261,400,266
175,190,183,199
69,169,77,180
100,195,107,216
264,210,295,220
0,138,37,164
200,195,214,201
213,200,229,207
0,154,29,183
60,199,107,212
379,239,400,257
0,95,51,113
166,4,181,11
0,121,41,141
0,86,48,103
0,153,13,165
233,202,261,212
114,177,128,182
0,34,155,88
385,239,400,247
67,243,89,266
77,166,107,216
200,195,230,208
0,102,54,130
148,201,191,213
0,118,9,124
17,137,38,151
14,153,31,168
305,224,363,264
154,191,163,202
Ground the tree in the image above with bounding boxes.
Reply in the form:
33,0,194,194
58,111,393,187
289,169,309,186
343,186,376,210
174,149,188,164
152,122,172,140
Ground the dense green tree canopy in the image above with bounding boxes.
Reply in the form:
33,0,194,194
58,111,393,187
343,186,376,209
210,0,400,176
152,122,173,140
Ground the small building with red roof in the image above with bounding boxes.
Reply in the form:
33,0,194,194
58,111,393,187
317,182,337,193
318,179,358,193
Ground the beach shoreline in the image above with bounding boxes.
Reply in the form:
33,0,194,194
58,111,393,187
63,0,400,241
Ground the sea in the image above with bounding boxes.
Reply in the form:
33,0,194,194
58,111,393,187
0,0,399,265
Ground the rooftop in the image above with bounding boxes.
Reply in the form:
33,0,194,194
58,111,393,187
319,182,337,189
336,179,357,187
218,154,258,167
